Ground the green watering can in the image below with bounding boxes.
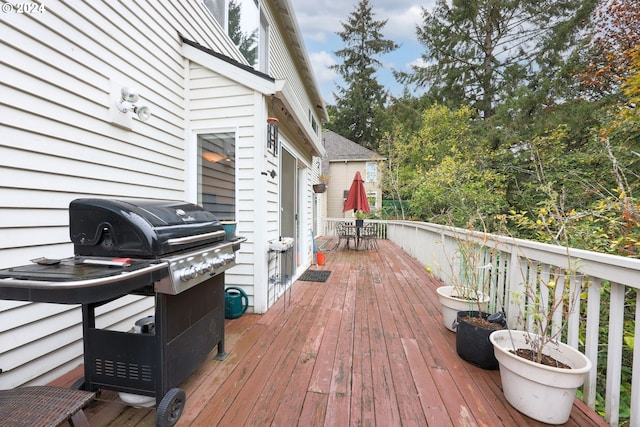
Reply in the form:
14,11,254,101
225,286,248,319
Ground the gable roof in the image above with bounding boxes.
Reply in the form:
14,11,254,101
181,36,276,94
322,130,385,162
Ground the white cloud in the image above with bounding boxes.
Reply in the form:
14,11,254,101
309,51,338,83
408,57,430,69
291,1,431,45
383,6,424,41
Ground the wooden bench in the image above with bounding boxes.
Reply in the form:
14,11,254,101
0,386,95,427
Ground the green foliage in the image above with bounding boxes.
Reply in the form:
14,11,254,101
385,104,507,227
410,156,507,228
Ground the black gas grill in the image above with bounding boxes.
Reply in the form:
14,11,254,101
0,199,245,427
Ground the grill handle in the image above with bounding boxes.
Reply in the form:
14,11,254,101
166,230,226,246
0,262,168,290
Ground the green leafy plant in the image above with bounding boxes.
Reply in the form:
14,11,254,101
440,218,495,312
510,260,584,365
501,138,591,366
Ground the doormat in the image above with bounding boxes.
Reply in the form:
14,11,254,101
298,270,331,282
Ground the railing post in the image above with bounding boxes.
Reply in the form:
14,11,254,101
506,249,525,329
583,277,601,409
631,289,640,427
605,282,625,427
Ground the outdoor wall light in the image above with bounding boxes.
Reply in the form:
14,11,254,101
267,117,279,156
116,87,151,121
261,169,277,179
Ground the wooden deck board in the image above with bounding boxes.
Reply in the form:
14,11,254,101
47,238,608,426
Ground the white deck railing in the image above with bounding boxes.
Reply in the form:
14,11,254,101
322,218,639,427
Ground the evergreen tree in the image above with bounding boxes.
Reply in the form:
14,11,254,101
403,0,596,119
328,0,398,150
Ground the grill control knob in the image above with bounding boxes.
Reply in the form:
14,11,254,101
197,262,212,275
212,257,225,269
180,266,197,282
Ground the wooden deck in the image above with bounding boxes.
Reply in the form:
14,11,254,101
51,238,608,426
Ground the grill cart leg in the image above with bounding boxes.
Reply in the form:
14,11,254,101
214,338,228,360
156,388,186,427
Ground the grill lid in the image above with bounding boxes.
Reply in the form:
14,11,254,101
70,199,225,258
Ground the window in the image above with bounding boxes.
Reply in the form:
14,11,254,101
365,162,377,183
198,132,236,220
204,0,259,67
367,191,377,211
203,0,227,30
308,109,319,136
259,10,269,73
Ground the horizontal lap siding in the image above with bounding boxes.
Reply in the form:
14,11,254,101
188,64,266,308
266,6,322,151
0,0,245,387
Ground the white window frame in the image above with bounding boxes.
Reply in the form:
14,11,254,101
187,127,238,206
365,161,377,183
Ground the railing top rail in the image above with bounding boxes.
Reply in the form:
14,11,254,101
386,219,640,289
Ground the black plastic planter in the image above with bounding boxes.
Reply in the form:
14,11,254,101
454,311,503,370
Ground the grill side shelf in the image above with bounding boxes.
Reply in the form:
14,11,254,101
0,263,169,304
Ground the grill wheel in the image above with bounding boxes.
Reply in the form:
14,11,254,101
155,387,186,427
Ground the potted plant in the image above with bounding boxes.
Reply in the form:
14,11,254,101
435,225,491,332
445,227,506,369
354,210,365,227
453,309,507,370
489,264,592,424
489,206,592,424
313,174,329,193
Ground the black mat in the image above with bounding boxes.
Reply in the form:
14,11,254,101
298,270,331,282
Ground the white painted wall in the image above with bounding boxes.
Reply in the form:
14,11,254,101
0,0,325,388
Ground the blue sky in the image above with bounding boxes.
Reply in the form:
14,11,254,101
289,0,437,104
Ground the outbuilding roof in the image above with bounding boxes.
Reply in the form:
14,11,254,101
322,130,385,162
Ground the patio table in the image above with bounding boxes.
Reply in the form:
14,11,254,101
343,224,363,249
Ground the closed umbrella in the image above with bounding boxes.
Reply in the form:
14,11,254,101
343,171,370,213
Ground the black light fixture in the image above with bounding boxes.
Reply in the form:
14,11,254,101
261,169,277,179
267,117,279,156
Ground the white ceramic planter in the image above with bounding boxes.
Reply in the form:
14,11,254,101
436,286,489,332
489,329,592,425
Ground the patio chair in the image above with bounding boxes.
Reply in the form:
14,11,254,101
0,385,96,427
360,224,378,251
336,222,356,249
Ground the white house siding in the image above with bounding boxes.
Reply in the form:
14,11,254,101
311,156,326,236
186,62,271,313
2,1,260,388
1,0,326,388
184,58,317,314
264,2,325,277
